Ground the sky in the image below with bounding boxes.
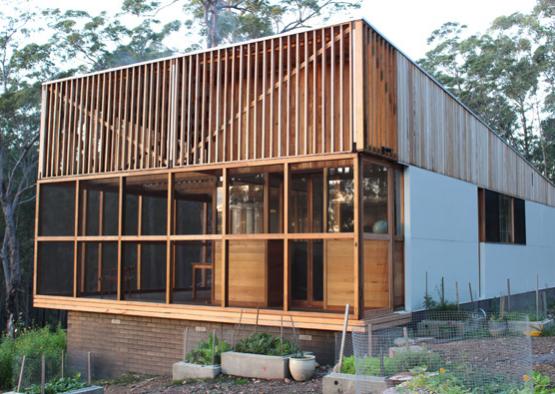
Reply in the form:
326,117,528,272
31,0,538,61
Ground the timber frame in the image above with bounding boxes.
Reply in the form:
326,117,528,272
34,18,555,333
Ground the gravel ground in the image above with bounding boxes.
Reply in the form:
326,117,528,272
103,367,329,393
101,337,555,393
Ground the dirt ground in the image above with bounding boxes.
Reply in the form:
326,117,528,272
100,337,555,393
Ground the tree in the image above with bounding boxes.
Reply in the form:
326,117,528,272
0,2,179,335
122,0,361,48
419,0,554,175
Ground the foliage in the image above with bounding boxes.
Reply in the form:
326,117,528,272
25,374,86,394
122,0,362,48
419,0,555,180
234,333,298,356
0,327,66,390
340,350,442,377
400,370,553,394
185,334,230,365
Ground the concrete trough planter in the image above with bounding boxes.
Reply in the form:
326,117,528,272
322,372,387,394
508,318,553,334
172,361,221,380
221,351,289,380
6,386,104,394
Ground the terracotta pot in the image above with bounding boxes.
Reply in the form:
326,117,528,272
289,355,316,381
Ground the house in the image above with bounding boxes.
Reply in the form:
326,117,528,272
34,19,555,375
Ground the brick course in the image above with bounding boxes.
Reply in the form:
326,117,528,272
67,311,338,378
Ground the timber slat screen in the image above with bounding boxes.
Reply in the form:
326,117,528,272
39,23,356,179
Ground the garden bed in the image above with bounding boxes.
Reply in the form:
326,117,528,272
221,351,290,380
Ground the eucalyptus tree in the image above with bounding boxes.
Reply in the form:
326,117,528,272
122,0,362,48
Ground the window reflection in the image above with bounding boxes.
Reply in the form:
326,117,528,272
362,163,388,234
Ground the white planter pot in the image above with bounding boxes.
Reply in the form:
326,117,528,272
289,355,316,382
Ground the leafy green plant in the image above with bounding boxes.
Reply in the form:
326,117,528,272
234,333,299,356
340,350,442,377
0,327,66,390
403,371,470,394
185,334,230,365
25,374,87,394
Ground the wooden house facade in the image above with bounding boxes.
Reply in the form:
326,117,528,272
34,19,555,371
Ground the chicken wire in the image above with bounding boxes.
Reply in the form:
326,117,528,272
350,310,534,393
11,350,93,393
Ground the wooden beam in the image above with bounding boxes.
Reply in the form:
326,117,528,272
283,163,289,311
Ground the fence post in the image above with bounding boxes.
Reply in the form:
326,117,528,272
182,327,189,359
507,279,511,312
335,304,350,373
17,355,26,392
41,354,45,394
87,352,91,385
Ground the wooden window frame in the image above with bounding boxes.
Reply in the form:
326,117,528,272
478,188,526,246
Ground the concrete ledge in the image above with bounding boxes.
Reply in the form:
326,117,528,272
172,361,220,380
322,372,387,394
221,351,289,379
6,385,104,394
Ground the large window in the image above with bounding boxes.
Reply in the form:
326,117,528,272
480,189,526,244
36,156,404,317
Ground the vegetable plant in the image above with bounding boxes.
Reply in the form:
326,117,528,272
234,333,299,356
185,334,230,365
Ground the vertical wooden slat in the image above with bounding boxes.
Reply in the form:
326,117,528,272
277,36,283,157
208,51,214,163
200,54,207,164
193,55,200,164
245,44,251,160
270,39,275,158
141,65,148,169
286,35,291,156
221,168,228,307
237,46,243,161
261,40,267,159
215,50,221,162
154,63,160,166
148,64,154,168
179,58,186,166
312,30,317,155
339,25,344,152
161,61,167,167
321,28,327,154
222,50,228,163
230,50,235,162
117,177,124,300
295,33,300,156
253,42,258,160
283,163,289,311
353,21,365,151
330,26,335,153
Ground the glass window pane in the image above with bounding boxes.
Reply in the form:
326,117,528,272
37,242,74,296
77,242,117,299
123,242,166,303
327,167,354,232
173,171,222,235
79,179,119,236
228,167,283,234
172,241,220,305
289,172,324,233
124,175,168,235
362,163,388,234
39,182,75,236
499,194,513,243
290,240,324,308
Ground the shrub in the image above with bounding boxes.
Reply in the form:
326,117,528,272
25,374,86,394
185,334,231,365
340,350,442,377
234,333,299,356
0,327,66,390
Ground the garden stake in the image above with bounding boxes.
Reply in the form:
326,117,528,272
468,282,474,305
335,304,350,373
183,327,189,359
17,355,26,393
542,291,548,319
500,296,505,319
280,315,284,355
441,276,445,306
507,279,511,312
255,307,260,333
211,329,216,365
455,281,460,311
87,351,92,385
536,274,540,320
41,354,45,394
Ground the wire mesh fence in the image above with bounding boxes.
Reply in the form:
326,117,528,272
350,310,535,393
11,350,95,394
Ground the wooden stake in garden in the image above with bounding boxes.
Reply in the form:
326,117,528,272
41,354,45,394
17,355,26,393
468,282,474,304
536,274,540,321
455,281,460,311
335,304,350,373
440,276,445,306
211,329,216,366
507,279,511,312
182,327,189,359
87,351,92,385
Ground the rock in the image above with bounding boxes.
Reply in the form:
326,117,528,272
393,337,415,346
388,345,425,357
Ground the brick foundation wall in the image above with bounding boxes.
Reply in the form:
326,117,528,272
67,311,338,378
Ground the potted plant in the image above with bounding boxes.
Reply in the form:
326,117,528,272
289,351,317,381
172,334,230,380
221,333,299,379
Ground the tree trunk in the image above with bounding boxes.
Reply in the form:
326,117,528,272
1,202,22,337
204,0,219,48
